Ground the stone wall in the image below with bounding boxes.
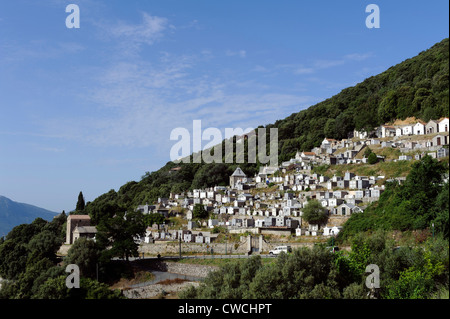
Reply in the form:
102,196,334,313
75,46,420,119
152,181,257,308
58,237,318,258
138,238,315,256
138,241,250,256
136,259,219,278
260,228,293,236
162,261,218,278
123,281,200,299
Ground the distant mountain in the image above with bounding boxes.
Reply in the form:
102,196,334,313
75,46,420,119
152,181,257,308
0,195,58,237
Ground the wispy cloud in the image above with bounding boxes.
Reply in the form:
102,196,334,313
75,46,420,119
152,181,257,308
97,12,174,57
0,40,84,63
269,51,375,76
313,58,345,69
313,52,373,69
34,11,320,153
226,49,247,58
344,52,374,61
36,146,65,153
110,12,170,44
293,66,315,74
42,50,318,151
251,65,269,73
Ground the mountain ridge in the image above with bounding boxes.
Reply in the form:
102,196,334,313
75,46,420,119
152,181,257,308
0,195,58,237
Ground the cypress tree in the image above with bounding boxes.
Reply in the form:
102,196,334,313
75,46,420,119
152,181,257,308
76,191,85,212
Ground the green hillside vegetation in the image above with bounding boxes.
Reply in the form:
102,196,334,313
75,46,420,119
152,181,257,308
180,233,449,299
339,155,449,240
83,38,449,223
0,213,123,299
273,38,449,162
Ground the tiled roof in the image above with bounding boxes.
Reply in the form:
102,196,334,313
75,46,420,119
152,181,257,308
231,167,246,177
74,226,97,233
68,214,91,220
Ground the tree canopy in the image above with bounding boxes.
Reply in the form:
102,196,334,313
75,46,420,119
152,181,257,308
95,210,146,262
339,155,449,240
302,199,328,225
180,233,449,299
0,213,124,299
192,204,209,220
76,191,85,212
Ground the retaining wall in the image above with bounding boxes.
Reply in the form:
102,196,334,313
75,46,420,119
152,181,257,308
138,241,248,256
138,240,315,256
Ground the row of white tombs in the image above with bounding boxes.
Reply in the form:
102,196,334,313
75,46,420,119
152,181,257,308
140,216,345,244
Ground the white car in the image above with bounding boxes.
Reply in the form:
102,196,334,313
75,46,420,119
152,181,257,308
269,246,292,256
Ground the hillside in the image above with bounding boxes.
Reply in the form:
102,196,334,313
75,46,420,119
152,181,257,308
0,195,58,237
84,38,449,216
339,155,449,240
272,38,449,162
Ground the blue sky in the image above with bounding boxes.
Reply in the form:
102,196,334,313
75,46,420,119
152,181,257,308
0,0,448,213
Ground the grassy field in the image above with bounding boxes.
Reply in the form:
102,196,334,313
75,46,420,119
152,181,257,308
324,159,414,179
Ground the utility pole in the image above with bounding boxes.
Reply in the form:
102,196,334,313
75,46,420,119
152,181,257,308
179,235,182,259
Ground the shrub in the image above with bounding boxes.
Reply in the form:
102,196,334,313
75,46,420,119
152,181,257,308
368,152,378,164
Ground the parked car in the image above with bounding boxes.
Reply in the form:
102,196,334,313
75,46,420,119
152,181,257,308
269,245,292,256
